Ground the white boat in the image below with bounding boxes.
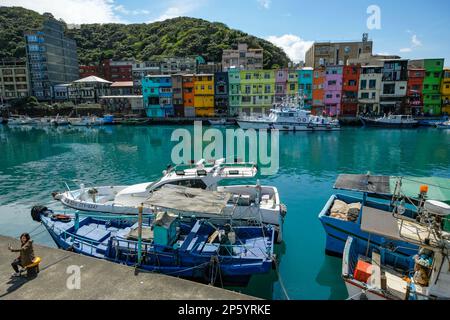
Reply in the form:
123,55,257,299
237,96,340,131
359,115,419,128
53,159,287,237
51,115,70,126
436,120,450,129
7,115,36,125
208,119,234,126
70,116,104,126
342,198,450,300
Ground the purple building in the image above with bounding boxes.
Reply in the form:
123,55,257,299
275,69,288,103
324,65,343,116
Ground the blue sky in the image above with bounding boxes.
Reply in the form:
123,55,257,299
3,0,450,64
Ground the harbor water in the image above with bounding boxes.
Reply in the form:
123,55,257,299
0,124,449,300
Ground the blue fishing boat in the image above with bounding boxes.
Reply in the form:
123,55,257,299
31,207,275,286
318,174,450,257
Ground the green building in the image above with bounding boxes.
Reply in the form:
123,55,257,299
228,68,241,116
239,69,275,115
411,59,445,115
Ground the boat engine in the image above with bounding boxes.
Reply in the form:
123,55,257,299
31,205,52,222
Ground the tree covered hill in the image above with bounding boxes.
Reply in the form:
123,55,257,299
0,6,291,69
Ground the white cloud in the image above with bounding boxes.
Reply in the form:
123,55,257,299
266,34,313,63
150,0,206,22
2,0,124,23
399,33,422,54
113,5,149,16
257,0,271,9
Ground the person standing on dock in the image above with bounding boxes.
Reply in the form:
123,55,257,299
8,233,35,277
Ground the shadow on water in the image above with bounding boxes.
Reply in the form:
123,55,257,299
315,255,348,300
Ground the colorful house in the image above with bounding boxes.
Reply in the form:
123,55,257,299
214,72,229,116
171,74,184,117
239,69,275,115
193,74,214,117
275,69,288,103
341,65,360,116
407,67,425,115
298,68,313,109
358,65,383,115
312,66,326,115
287,70,299,97
182,74,195,117
411,59,445,115
324,65,343,116
442,68,450,115
142,75,173,117
380,59,408,115
228,68,241,116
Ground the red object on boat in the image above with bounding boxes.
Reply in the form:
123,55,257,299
353,260,372,283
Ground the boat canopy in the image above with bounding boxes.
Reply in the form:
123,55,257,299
144,185,231,215
334,174,450,204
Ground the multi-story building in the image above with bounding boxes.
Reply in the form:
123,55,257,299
193,74,214,117
358,65,383,115
324,65,343,116
275,69,288,103
110,81,134,96
142,75,173,118
298,68,313,109
442,68,450,115
347,53,401,67
380,59,408,114
69,76,112,104
228,68,241,116
102,60,133,82
312,66,326,114
0,59,30,102
171,74,184,117
287,70,299,98
182,74,195,117
305,34,373,68
214,72,229,116
410,59,445,115
341,65,360,116
25,13,79,101
222,43,264,71
239,70,275,115
79,65,100,79
407,67,425,115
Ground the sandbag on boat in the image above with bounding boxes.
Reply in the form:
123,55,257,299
330,200,361,221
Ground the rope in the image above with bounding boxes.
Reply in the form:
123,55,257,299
273,258,290,300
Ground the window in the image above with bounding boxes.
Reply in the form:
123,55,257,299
361,93,369,99
369,80,376,89
264,73,271,79
360,80,367,90
328,80,337,86
245,74,251,80
434,72,440,78
265,85,271,93
383,83,395,94
245,85,251,94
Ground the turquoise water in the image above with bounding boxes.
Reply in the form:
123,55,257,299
1,124,449,300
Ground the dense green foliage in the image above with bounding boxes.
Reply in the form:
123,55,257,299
0,6,291,68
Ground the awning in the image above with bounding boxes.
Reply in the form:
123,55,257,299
334,174,391,195
144,185,231,215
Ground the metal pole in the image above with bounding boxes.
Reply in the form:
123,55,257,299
137,203,143,265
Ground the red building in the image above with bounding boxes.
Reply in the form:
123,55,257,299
407,68,425,115
79,65,100,79
341,65,360,116
78,60,133,82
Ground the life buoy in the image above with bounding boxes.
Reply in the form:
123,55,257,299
51,214,72,223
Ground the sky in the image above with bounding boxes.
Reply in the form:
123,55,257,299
2,0,450,64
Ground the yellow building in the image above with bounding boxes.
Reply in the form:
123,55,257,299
441,68,450,114
194,74,215,117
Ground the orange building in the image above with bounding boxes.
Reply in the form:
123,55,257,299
182,74,195,117
312,66,326,115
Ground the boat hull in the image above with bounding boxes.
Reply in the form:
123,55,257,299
360,117,419,128
238,120,340,131
318,194,418,257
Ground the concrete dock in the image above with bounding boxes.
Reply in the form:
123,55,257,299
0,235,256,300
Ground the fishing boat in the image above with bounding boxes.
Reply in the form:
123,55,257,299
70,116,104,126
53,159,287,241
418,116,448,127
359,115,419,128
318,174,450,257
342,198,450,300
31,206,276,286
237,96,340,131
436,120,450,129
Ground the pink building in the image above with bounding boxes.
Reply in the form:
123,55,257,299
324,65,343,116
275,69,288,103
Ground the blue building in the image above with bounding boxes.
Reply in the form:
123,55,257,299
298,68,313,109
25,13,79,101
214,72,229,116
142,75,173,117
